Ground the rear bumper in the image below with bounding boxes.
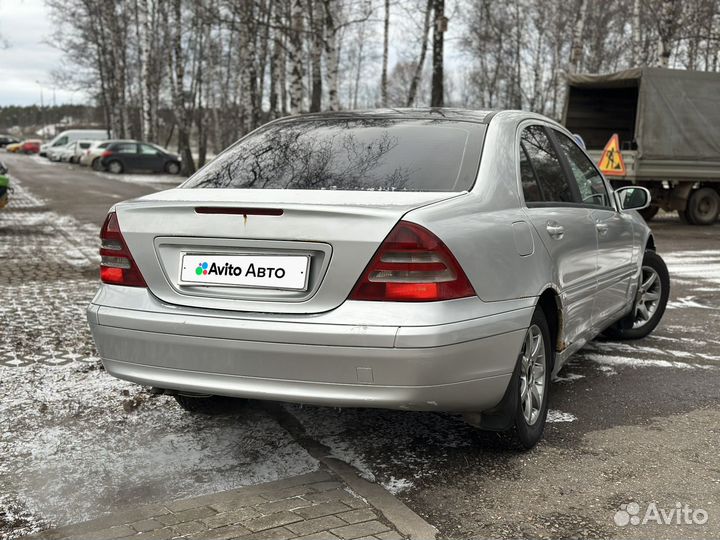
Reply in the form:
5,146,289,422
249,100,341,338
88,288,532,412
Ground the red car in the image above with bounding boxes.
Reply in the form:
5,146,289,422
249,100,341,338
20,139,42,154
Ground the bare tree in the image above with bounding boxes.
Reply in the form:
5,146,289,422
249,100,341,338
430,0,444,107
288,0,305,114
406,0,433,107
380,0,390,107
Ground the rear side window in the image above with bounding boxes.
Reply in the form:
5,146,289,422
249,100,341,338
112,143,138,154
519,145,542,203
520,126,575,204
182,118,486,192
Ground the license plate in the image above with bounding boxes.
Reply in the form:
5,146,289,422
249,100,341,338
180,254,310,290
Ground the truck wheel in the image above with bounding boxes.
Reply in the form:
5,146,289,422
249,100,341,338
639,205,659,222
603,250,670,340
678,209,693,224
686,187,720,225
174,394,245,415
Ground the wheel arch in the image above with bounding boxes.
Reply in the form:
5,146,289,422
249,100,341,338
536,286,563,355
645,233,656,252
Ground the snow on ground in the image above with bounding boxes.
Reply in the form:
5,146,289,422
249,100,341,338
0,178,317,539
546,410,578,423
381,477,415,494
664,250,720,287
286,402,480,499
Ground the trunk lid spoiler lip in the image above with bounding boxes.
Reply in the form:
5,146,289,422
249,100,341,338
117,188,469,211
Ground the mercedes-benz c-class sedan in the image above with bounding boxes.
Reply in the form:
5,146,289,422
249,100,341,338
87,109,669,448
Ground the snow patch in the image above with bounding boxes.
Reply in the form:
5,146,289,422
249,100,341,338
381,477,414,494
667,296,717,310
585,353,714,370
554,373,585,383
547,410,577,423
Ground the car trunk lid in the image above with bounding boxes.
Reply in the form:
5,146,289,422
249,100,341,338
115,189,464,314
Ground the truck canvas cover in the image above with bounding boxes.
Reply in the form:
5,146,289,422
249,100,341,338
565,67,720,161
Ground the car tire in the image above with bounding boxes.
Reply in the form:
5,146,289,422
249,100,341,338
685,187,720,226
603,250,670,340
639,205,659,222
173,394,245,415
165,162,181,175
470,308,554,450
92,158,103,171
507,308,553,449
107,160,124,174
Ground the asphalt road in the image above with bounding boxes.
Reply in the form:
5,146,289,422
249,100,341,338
1,151,180,225
1,150,719,540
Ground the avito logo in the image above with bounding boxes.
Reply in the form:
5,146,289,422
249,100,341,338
195,262,209,275
195,261,245,277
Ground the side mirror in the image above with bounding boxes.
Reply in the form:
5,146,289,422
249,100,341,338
0,162,7,175
615,186,651,211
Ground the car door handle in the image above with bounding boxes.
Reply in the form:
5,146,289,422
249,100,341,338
596,223,609,236
546,222,565,239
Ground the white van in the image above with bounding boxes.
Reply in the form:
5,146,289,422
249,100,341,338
40,129,111,157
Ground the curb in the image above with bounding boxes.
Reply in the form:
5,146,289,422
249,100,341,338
263,403,438,540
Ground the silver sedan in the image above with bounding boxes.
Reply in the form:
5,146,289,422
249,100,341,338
87,109,669,448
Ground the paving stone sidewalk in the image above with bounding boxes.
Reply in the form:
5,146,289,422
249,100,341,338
25,471,409,540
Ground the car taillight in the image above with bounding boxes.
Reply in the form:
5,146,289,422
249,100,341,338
349,221,476,302
101,150,113,158
99,212,147,287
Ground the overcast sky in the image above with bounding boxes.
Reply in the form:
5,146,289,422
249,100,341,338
0,0,86,106
0,0,467,109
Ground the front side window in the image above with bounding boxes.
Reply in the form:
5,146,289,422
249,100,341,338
553,130,612,208
182,118,486,192
520,126,575,204
53,137,68,147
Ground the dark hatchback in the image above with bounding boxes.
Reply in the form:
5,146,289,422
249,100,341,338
100,141,181,174
0,135,20,148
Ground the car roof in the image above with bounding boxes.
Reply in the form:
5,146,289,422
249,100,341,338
282,107,498,125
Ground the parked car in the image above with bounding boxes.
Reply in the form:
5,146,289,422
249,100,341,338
62,140,94,163
99,141,181,174
6,142,21,153
0,135,20,148
87,109,670,449
48,142,73,162
40,129,110,157
80,140,113,169
20,140,41,154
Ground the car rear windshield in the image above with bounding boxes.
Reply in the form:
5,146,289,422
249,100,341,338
181,118,486,192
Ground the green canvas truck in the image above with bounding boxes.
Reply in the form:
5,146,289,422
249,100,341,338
564,67,720,225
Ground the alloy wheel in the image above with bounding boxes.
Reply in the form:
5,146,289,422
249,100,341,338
519,324,546,426
633,266,662,329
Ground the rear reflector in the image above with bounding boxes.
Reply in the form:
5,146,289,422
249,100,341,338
99,212,147,287
349,221,476,302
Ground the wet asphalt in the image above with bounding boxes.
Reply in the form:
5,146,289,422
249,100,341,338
2,150,719,539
